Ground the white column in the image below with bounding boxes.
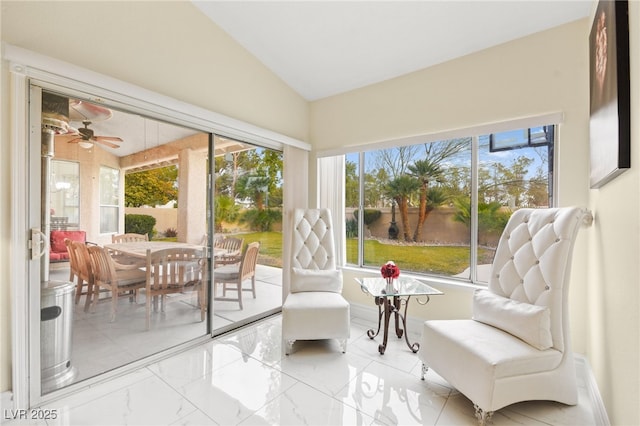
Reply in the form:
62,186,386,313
177,148,207,244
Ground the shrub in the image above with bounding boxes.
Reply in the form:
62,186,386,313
164,227,178,238
125,214,156,238
345,218,358,238
354,209,382,226
240,208,282,232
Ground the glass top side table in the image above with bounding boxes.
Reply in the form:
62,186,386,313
356,276,443,355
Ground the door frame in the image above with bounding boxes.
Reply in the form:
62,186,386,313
6,44,309,409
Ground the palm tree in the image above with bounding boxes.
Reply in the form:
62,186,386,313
385,175,420,242
408,159,444,242
214,195,240,232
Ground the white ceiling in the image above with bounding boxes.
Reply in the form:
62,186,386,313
193,0,593,101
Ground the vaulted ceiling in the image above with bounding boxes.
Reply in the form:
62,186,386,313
193,1,593,100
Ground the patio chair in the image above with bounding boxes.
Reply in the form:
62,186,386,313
214,236,244,267
213,242,260,309
112,233,149,243
281,208,350,355
87,245,147,322
418,207,592,425
145,247,207,330
65,239,94,311
110,233,149,266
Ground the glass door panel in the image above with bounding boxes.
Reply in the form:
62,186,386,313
211,135,283,334
34,87,213,395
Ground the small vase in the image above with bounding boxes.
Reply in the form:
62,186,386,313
385,278,395,294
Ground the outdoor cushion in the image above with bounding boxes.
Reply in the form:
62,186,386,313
50,230,86,262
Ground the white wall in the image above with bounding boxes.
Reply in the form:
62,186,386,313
585,2,640,424
310,17,638,426
0,0,308,394
310,19,591,339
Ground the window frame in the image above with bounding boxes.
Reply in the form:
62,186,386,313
335,121,558,285
50,159,80,227
99,165,120,234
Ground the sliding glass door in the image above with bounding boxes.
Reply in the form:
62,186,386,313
28,85,285,403
31,86,213,398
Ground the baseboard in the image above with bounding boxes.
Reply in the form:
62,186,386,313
575,354,610,426
1,390,13,411
351,303,610,426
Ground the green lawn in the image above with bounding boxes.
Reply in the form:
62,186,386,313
227,231,283,267
346,238,492,275
225,231,493,275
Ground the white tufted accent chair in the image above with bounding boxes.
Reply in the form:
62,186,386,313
418,207,591,425
282,208,350,355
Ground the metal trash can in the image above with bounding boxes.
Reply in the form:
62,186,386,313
41,280,77,393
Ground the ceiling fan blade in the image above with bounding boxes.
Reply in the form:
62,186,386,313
67,138,84,144
56,134,79,142
94,136,123,142
94,139,120,149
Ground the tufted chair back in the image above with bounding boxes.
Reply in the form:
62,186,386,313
488,207,585,352
291,208,336,271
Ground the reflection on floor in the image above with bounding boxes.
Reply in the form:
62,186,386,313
32,315,600,425
49,264,283,385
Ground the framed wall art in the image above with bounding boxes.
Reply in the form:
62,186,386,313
589,0,630,188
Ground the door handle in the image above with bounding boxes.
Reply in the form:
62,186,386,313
30,228,49,260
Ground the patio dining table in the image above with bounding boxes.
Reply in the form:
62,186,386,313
104,241,219,259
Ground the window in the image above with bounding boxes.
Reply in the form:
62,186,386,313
344,125,555,283
50,160,79,227
99,166,120,233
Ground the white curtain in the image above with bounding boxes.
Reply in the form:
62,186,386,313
317,155,346,267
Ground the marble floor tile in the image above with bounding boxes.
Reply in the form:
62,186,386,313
339,360,450,426
278,342,373,397
42,374,197,426
242,381,376,426
174,356,297,425
14,313,601,426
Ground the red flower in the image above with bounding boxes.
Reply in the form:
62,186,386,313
380,261,400,279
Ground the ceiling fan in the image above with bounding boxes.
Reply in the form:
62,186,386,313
66,120,123,149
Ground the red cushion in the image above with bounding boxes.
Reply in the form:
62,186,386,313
49,252,65,261
50,230,86,253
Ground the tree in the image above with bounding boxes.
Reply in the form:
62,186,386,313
452,198,510,244
214,195,240,232
494,156,533,207
237,175,269,209
376,146,417,179
345,160,359,207
407,159,443,241
407,139,468,241
125,166,178,207
385,175,420,242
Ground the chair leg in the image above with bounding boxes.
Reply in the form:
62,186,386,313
238,280,243,310
284,339,294,355
421,363,429,380
110,289,117,322
146,292,151,330
199,284,206,321
251,276,256,298
84,281,93,312
473,404,494,426
74,277,82,305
